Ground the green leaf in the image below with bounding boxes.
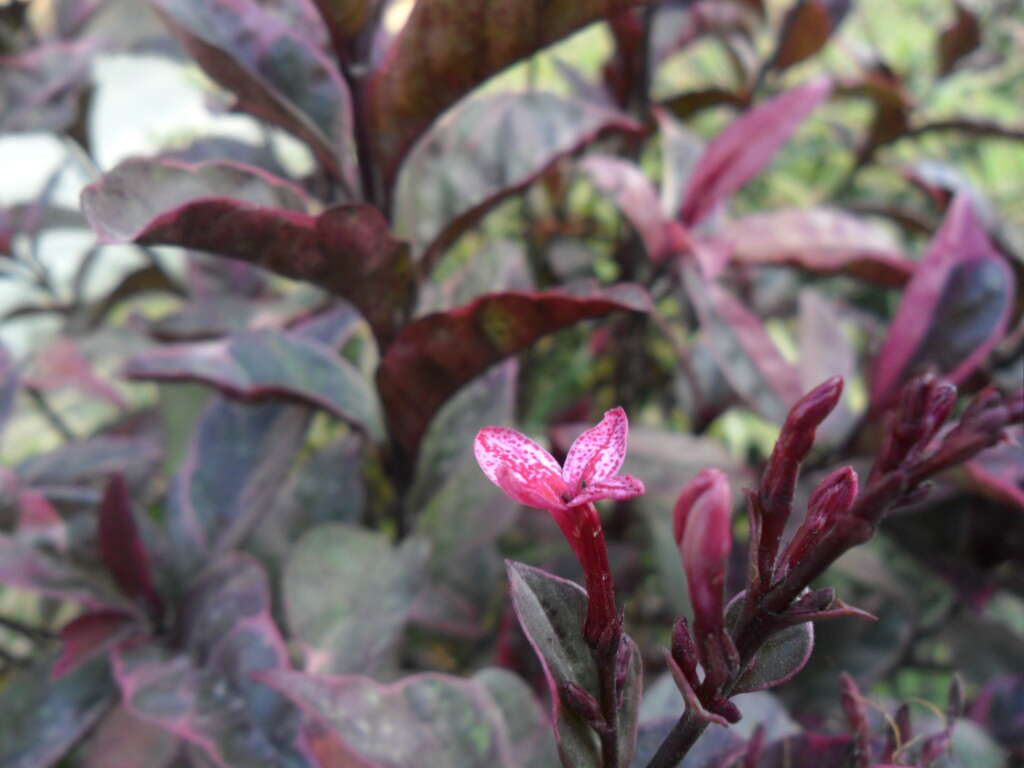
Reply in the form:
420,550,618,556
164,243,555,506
284,522,426,676
726,595,814,694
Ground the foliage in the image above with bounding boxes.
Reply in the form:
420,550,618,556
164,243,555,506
0,0,1022,767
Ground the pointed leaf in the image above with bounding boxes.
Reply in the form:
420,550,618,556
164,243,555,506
112,555,313,768
78,705,180,768
124,329,384,439
151,0,355,179
870,195,1015,410
507,561,642,768
713,207,914,286
168,398,310,576
377,285,651,457
409,361,520,636
580,155,671,262
284,522,426,675
0,654,116,768
98,474,162,614
726,595,814,694
18,436,162,487
366,0,651,180
395,92,640,264
773,0,852,72
937,2,981,77
82,159,413,346
683,268,802,424
54,610,139,679
262,667,544,768
26,338,125,408
679,78,832,225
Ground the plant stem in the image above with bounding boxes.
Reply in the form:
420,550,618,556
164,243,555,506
27,387,76,442
597,645,621,768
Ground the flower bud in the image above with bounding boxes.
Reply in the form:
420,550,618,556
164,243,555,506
558,681,607,732
779,466,858,576
757,377,843,580
670,616,699,686
875,374,956,477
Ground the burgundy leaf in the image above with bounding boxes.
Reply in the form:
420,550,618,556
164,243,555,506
124,329,384,438
98,474,163,616
395,92,640,267
773,0,852,72
308,0,379,55
937,2,981,77
82,159,414,346
964,426,1024,511
54,610,139,679
870,195,1015,411
679,78,832,225
25,338,125,409
580,155,671,262
712,207,914,287
0,40,95,133
683,268,803,424
378,284,651,457
151,0,356,182
366,0,651,182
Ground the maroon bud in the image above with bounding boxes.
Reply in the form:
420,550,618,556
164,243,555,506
673,469,721,548
779,467,858,577
708,697,742,723
558,681,607,732
875,374,957,478
678,471,733,683
757,377,843,582
98,474,162,620
670,616,700,686
920,730,952,764
840,672,870,766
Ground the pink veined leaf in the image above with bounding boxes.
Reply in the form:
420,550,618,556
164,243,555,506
870,194,1015,411
679,78,833,226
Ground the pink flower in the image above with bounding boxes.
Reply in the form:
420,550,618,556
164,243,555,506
473,407,645,512
474,407,645,644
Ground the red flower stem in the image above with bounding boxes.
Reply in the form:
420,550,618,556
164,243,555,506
562,503,619,646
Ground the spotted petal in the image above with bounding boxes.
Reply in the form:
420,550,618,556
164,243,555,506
474,427,568,510
562,407,629,494
572,474,646,506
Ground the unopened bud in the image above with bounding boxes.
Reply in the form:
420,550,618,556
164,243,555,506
757,377,843,580
673,469,722,547
558,681,606,732
670,616,699,684
876,375,957,476
779,467,858,577
840,673,869,742
708,697,741,723
920,730,952,764
678,471,733,672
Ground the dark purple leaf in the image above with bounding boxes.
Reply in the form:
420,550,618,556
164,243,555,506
683,268,803,424
307,0,378,54
82,159,413,346
506,561,642,768
712,207,914,286
168,397,310,574
284,523,426,675
580,155,671,262
773,0,852,72
725,594,814,694
937,2,981,77
870,195,1015,411
113,555,315,768
263,666,559,768
97,475,162,614
77,705,180,768
151,0,356,181
0,654,116,768
679,78,832,225
54,610,139,679
0,40,94,133
124,329,383,438
394,92,640,266
965,426,1024,511
366,0,650,182
377,284,651,458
